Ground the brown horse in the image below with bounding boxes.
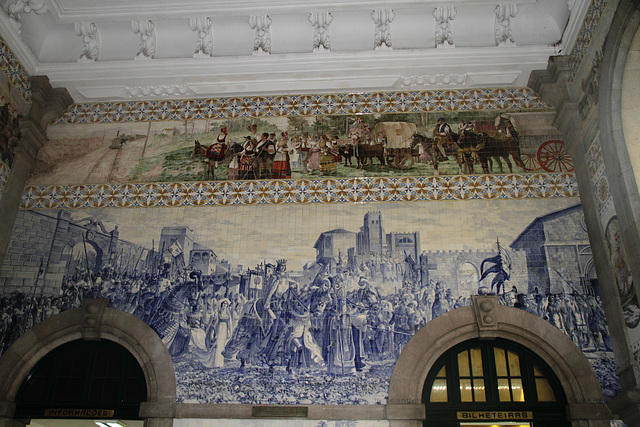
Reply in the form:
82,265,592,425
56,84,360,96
475,134,528,173
411,133,442,175
411,133,472,175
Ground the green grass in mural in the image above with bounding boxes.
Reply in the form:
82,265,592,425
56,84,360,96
157,146,206,182
127,134,527,183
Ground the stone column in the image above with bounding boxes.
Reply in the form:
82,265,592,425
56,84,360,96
0,401,24,427
597,0,640,423
0,76,72,268
529,2,640,421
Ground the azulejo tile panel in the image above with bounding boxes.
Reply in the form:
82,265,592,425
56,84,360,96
20,173,579,209
568,0,608,83
56,88,552,124
0,38,31,104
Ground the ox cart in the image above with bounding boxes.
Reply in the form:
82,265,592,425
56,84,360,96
374,122,419,170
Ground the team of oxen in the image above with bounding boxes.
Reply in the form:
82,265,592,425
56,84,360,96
189,118,529,177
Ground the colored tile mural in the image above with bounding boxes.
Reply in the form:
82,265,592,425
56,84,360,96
0,198,620,404
0,97,22,193
34,109,571,186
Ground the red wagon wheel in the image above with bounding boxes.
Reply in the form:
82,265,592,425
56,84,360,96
537,140,574,173
521,151,541,171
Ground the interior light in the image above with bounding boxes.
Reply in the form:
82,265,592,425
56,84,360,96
94,421,126,427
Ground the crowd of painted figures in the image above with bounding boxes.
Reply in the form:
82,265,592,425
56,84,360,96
201,125,347,181
0,258,611,371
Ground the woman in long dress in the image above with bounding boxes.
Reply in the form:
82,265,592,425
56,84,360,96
213,298,234,368
272,132,292,179
238,136,257,180
307,137,321,172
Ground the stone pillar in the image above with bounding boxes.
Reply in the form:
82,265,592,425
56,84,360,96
598,0,640,423
529,1,640,422
0,76,72,268
0,401,25,427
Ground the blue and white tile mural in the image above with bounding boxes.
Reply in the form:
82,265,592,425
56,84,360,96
0,198,620,403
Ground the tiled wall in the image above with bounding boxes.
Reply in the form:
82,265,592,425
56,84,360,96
0,197,620,404
0,87,621,405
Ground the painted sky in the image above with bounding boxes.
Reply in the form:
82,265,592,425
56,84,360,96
69,198,579,271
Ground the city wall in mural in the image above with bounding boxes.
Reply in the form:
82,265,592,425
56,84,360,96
0,198,619,404
31,110,571,186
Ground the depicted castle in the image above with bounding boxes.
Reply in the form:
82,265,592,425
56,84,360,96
314,211,420,274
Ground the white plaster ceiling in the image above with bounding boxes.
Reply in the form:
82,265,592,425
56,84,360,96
0,0,590,102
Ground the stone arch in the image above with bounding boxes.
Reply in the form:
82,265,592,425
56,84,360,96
600,0,640,274
454,261,479,297
388,295,611,424
61,236,105,274
0,299,176,424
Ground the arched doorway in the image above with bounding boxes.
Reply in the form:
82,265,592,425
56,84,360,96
15,339,146,420
423,338,567,427
0,299,176,427
387,295,612,426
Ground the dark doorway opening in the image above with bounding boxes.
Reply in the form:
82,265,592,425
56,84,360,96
15,339,146,420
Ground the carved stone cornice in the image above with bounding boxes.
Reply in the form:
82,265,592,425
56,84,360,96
249,15,272,55
495,4,518,46
74,21,98,62
472,295,499,338
527,55,572,110
132,20,156,60
28,75,74,132
189,17,214,58
309,12,332,53
80,298,109,340
372,9,394,51
434,7,456,48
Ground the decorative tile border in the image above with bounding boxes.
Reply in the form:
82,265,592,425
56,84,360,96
0,37,31,104
56,88,552,124
568,0,608,83
20,173,579,209
586,135,613,217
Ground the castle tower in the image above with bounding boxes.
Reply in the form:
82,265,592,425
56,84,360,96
358,211,385,254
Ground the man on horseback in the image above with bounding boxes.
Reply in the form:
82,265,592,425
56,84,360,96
432,117,453,160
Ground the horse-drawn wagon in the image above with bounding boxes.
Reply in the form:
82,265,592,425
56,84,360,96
373,121,419,170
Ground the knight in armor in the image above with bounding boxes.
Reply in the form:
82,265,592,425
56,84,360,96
149,271,205,357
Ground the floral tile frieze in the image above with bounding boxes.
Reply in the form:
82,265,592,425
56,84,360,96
56,88,552,124
20,173,579,210
0,38,31,104
568,0,608,83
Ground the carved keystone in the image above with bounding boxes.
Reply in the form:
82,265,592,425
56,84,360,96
80,298,108,340
472,295,498,337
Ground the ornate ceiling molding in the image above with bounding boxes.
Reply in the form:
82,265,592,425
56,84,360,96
0,0,596,102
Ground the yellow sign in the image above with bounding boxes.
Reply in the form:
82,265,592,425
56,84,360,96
457,411,534,421
43,409,115,418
